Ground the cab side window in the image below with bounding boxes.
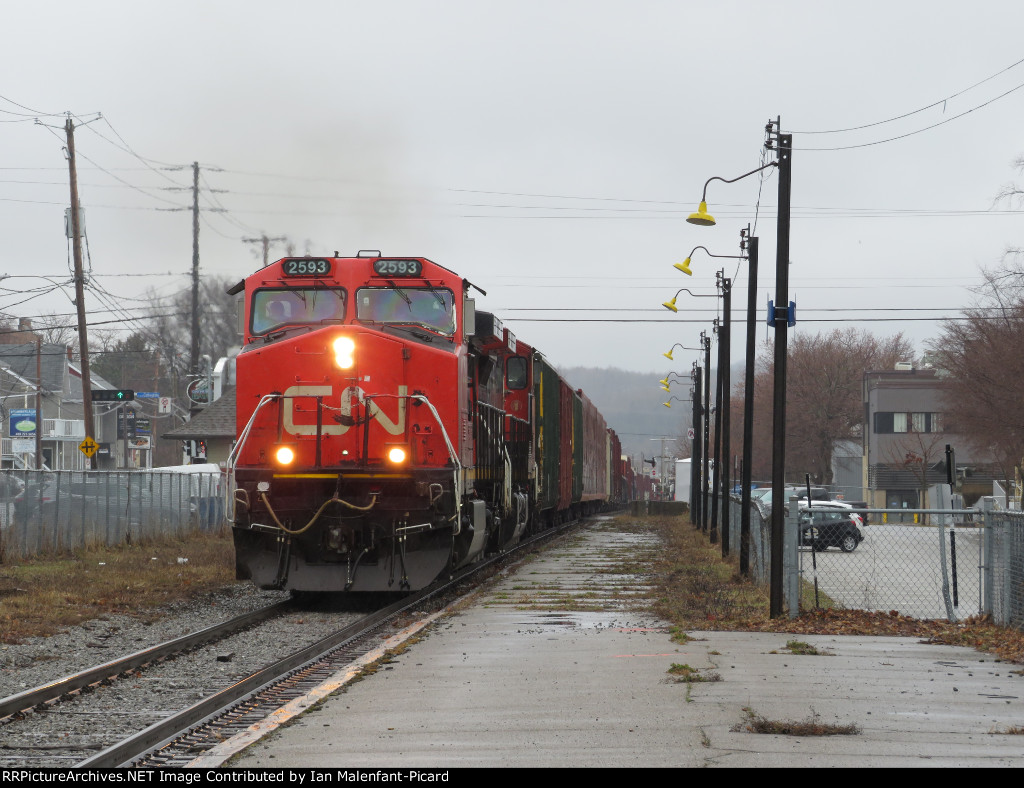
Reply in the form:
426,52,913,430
506,357,528,390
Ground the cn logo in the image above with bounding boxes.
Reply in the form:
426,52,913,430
281,385,407,436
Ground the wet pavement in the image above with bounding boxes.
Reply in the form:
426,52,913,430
195,518,1024,768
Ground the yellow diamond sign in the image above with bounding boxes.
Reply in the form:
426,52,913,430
79,437,99,458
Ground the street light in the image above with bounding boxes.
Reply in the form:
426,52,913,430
675,245,746,276
687,118,792,618
663,395,692,408
661,287,717,313
659,371,690,386
686,162,777,227
663,344,704,361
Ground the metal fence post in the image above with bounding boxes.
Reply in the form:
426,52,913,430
784,495,799,618
982,496,995,621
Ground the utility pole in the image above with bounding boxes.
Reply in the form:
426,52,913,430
769,120,793,619
720,274,732,556
690,365,703,526
35,337,42,469
190,162,200,376
701,331,711,533
710,317,722,544
65,117,96,469
740,231,759,576
243,234,288,268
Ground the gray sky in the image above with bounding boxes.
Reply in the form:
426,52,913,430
4,0,1024,381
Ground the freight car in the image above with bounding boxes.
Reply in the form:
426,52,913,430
228,252,626,593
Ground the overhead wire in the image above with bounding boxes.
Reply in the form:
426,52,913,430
788,56,1024,135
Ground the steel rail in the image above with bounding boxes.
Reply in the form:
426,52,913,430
80,512,602,768
0,600,292,721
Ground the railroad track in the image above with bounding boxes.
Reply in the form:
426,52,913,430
0,514,593,768
0,600,292,723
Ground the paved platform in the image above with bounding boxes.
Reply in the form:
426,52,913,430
208,518,1024,768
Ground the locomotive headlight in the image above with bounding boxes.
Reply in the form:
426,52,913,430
387,446,408,464
333,336,356,369
275,446,296,465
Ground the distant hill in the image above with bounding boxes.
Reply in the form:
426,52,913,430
557,366,695,466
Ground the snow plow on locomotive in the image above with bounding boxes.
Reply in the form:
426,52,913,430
228,252,627,594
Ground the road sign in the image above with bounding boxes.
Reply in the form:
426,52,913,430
158,397,172,414
136,392,160,399
79,437,99,458
92,389,135,402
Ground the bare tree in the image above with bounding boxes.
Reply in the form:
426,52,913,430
929,296,1024,488
35,313,78,351
744,329,914,486
882,430,947,510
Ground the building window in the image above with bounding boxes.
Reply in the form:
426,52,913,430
874,411,944,434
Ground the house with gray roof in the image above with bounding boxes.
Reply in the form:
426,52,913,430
0,341,143,470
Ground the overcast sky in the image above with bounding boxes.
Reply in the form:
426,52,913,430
4,0,1024,387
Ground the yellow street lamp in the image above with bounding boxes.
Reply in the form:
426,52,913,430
662,287,717,313
688,119,792,620
686,162,777,227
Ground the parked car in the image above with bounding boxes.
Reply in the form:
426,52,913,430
0,473,25,500
798,505,864,552
12,473,59,522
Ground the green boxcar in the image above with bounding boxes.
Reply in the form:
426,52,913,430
533,354,562,517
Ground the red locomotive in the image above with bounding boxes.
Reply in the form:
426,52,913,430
230,252,628,593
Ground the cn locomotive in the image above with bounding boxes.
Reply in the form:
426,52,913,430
229,251,630,593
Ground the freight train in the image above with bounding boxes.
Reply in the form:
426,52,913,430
228,251,633,593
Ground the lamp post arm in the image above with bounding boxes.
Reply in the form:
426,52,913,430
687,245,746,261
671,287,718,300
700,161,778,202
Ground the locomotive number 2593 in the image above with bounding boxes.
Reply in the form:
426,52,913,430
373,259,423,277
282,259,331,276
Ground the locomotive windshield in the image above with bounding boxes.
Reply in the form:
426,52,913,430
251,287,346,335
356,287,456,336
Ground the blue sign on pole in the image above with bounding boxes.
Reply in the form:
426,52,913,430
135,392,160,399
9,408,37,437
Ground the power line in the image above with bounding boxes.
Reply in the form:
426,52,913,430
789,56,1024,135
792,80,1024,152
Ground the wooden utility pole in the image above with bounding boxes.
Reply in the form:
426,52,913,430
190,162,200,376
243,233,288,268
65,117,96,469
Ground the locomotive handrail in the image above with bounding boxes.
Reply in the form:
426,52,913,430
226,393,281,520
367,392,463,535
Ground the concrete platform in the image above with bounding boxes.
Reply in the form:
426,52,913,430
208,518,1024,768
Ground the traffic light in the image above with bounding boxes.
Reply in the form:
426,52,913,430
92,389,135,402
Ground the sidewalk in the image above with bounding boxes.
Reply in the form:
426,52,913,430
214,517,1024,768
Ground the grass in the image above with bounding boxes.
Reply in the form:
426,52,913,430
645,514,1024,666
733,707,860,737
0,531,235,643
667,662,721,683
781,639,832,656
4,511,1024,670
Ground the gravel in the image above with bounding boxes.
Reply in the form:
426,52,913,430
0,582,369,767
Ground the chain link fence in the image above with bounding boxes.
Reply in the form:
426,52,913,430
706,491,1024,629
0,469,226,560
